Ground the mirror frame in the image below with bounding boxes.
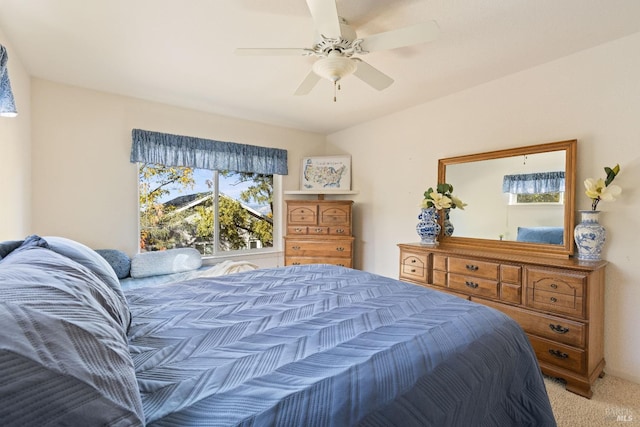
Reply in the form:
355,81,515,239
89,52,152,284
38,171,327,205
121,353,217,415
438,139,577,258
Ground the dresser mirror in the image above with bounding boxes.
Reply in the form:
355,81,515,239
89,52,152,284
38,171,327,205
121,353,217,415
438,139,577,257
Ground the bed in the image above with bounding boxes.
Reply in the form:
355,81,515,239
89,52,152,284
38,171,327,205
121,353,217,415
0,236,556,426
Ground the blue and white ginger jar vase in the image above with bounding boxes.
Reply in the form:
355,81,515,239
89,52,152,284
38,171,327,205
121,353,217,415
574,210,605,261
443,208,454,237
416,207,441,245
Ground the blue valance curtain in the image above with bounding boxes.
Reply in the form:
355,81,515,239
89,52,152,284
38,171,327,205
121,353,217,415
502,171,565,194
0,45,18,117
130,129,288,175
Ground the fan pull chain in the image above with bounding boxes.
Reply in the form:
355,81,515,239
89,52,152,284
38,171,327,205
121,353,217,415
333,81,342,102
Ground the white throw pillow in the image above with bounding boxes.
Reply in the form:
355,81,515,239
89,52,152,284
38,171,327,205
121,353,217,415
130,248,202,278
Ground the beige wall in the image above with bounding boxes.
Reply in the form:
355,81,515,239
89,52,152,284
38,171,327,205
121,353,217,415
328,32,640,383
30,79,325,258
0,30,31,239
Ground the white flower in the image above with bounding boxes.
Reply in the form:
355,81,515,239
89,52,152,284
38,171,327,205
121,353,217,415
422,183,466,211
584,164,622,210
585,178,621,202
450,195,467,210
430,192,452,210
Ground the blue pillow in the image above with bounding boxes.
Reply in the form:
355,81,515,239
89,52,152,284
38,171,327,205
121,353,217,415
516,227,564,245
0,239,23,259
96,249,131,279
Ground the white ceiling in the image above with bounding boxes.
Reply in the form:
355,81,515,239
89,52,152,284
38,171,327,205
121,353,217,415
2,0,640,134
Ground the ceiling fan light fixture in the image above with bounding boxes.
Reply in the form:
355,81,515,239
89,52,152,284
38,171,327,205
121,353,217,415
312,52,357,83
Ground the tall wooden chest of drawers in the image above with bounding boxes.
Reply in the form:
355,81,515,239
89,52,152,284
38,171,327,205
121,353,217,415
284,200,354,267
398,242,607,398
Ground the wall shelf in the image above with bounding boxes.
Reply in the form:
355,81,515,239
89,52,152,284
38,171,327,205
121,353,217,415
284,190,359,200
284,190,359,195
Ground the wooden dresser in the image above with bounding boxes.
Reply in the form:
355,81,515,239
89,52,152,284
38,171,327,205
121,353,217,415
284,200,354,267
398,242,607,398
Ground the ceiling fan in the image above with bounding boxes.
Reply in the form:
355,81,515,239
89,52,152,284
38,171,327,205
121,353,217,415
236,0,439,101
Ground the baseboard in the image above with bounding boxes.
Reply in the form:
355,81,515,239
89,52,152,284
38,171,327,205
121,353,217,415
601,368,640,385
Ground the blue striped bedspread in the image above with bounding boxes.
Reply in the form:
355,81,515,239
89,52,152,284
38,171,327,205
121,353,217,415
125,264,556,426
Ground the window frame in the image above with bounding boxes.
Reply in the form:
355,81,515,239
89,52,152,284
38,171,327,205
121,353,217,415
137,163,282,259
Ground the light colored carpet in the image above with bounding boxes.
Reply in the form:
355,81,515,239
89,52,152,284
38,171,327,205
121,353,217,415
544,374,640,426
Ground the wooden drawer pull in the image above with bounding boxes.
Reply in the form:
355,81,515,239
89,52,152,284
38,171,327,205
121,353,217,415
336,228,344,233
550,297,558,303
550,283,558,289
465,264,479,271
292,262,300,265
548,349,569,359
315,228,323,232
295,227,303,232
336,247,345,251
410,268,416,273
465,281,479,289
549,324,570,334
292,246,301,250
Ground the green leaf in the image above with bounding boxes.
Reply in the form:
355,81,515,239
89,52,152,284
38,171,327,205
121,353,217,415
604,164,620,187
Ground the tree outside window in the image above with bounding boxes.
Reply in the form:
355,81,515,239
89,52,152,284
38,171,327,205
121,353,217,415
138,163,274,254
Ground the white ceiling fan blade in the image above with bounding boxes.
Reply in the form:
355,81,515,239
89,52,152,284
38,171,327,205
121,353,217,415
359,20,440,52
352,59,394,91
305,0,341,39
294,71,322,96
235,48,310,56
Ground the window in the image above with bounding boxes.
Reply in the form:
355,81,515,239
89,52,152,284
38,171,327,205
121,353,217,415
508,191,564,205
138,163,275,255
130,128,287,256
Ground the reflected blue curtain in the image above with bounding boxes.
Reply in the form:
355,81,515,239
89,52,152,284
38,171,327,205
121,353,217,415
502,171,565,194
0,45,18,117
130,129,288,175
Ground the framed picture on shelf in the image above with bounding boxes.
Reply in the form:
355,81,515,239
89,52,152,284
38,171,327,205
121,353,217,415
301,155,351,191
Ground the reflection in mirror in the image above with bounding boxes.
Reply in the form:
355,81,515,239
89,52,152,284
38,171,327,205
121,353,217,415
447,151,565,243
438,140,576,257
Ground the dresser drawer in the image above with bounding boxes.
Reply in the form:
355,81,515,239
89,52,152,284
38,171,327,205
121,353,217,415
400,252,428,282
288,206,317,225
448,273,498,298
329,226,350,235
479,298,586,347
501,264,522,284
319,206,351,226
529,335,585,374
285,257,352,268
433,255,447,271
500,282,522,304
287,226,308,235
448,257,499,281
527,268,586,296
527,268,586,317
528,289,584,317
285,239,352,258
432,270,447,287
431,255,447,286
307,226,329,235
